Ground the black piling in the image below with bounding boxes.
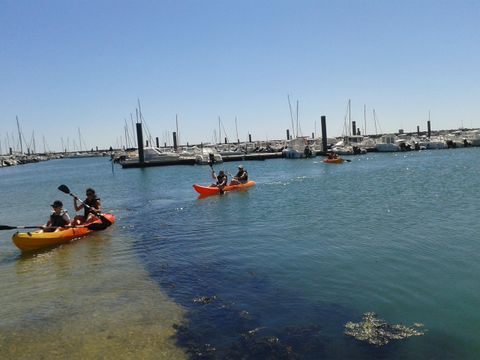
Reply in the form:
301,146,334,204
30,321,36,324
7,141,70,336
352,121,356,136
286,129,290,140
156,137,160,148
417,126,420,135
357,129,361,136
136,122,145,164
9,147,12,155
225,137,227,144
248,134,252,142
312,132,314,139
321,116,327,153
173,132,178,151
427,121,431,138
146,140,149,147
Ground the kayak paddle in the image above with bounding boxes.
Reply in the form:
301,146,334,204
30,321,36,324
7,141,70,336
0,223,109,231
0,225,46,230
57,184,112,228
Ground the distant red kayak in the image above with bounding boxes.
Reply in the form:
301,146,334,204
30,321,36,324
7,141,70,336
193,181,256,196
323,158,345,164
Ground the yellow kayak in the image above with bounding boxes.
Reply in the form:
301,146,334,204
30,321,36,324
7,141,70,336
12,214,115,251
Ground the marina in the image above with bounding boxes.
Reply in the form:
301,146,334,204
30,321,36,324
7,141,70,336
1,150,480,359
2,1,480,359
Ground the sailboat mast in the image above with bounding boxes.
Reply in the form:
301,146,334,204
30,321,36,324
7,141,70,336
78,128,82,152
348,99,352,136
176,114,179,146
16,116,23,154
218,116,221,144
296,100,299,137
287,95,295,138
235,116,239,143
364,104,367,136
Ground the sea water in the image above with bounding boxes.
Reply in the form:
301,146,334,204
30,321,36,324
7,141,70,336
1,148,479,359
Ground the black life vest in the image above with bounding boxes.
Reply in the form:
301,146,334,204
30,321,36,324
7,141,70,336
84,197,100,218
217,175,227,185
50,212,68,227
236,169,248,182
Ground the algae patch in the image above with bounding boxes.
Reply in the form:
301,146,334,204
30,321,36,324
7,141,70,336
344,312,425,346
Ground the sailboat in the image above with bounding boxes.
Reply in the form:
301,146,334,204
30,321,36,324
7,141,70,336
282,96,316,158
332,100,368,155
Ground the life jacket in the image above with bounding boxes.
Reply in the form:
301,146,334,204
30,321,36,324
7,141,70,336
217,175,227,185
236,169,248,182
84,197,100,219
50,211,68,227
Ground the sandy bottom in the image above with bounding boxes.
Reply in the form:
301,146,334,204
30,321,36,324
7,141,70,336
0,234,187,359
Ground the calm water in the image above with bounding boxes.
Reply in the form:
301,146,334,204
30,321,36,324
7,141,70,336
1,149,480,359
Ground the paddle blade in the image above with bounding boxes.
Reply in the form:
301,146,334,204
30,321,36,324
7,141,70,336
86,222,110,231
0,225,17,230
58,184,70,194
98,214,113,226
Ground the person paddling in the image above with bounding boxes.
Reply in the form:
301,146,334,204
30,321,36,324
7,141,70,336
210,170,228,192
45,200,71,232
73,188,101,224
230,165,248,185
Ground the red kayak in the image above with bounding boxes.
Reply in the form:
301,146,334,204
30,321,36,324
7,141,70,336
323,158,345,164
193,181,256,196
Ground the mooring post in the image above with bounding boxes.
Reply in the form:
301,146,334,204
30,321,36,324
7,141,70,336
321,116,327,153
248,134,252,142
417,126,420,135
286,129,290,140
352,121,356,136
156,137,160,148
173,132,178,151
136,122,145,164
427,121,431,138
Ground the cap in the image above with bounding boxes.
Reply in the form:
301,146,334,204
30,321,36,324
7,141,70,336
51,200,63,208
238,164,244,169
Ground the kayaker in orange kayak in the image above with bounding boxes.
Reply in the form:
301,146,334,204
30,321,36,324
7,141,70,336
210,170,228,192
229,165,248,185
45,200,71,232
73,188,101,224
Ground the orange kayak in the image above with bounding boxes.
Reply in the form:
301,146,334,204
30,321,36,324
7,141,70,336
12,214,115,251
323,158,344,164
193,181,256,196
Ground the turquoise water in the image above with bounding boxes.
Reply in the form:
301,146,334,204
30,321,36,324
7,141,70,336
1,149,480,358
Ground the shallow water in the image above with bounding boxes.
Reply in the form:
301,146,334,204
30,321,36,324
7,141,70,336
1,149,480,359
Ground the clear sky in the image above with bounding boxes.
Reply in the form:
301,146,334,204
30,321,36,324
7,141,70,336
1,0,479,152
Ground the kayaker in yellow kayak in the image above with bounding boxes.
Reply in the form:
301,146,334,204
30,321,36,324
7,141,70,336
45,200,71,232
229,165,248,185
73,188,102,224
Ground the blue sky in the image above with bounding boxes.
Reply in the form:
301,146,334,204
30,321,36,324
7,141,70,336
1,0,479,151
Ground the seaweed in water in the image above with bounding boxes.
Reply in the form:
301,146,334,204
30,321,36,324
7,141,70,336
344,312,425,346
